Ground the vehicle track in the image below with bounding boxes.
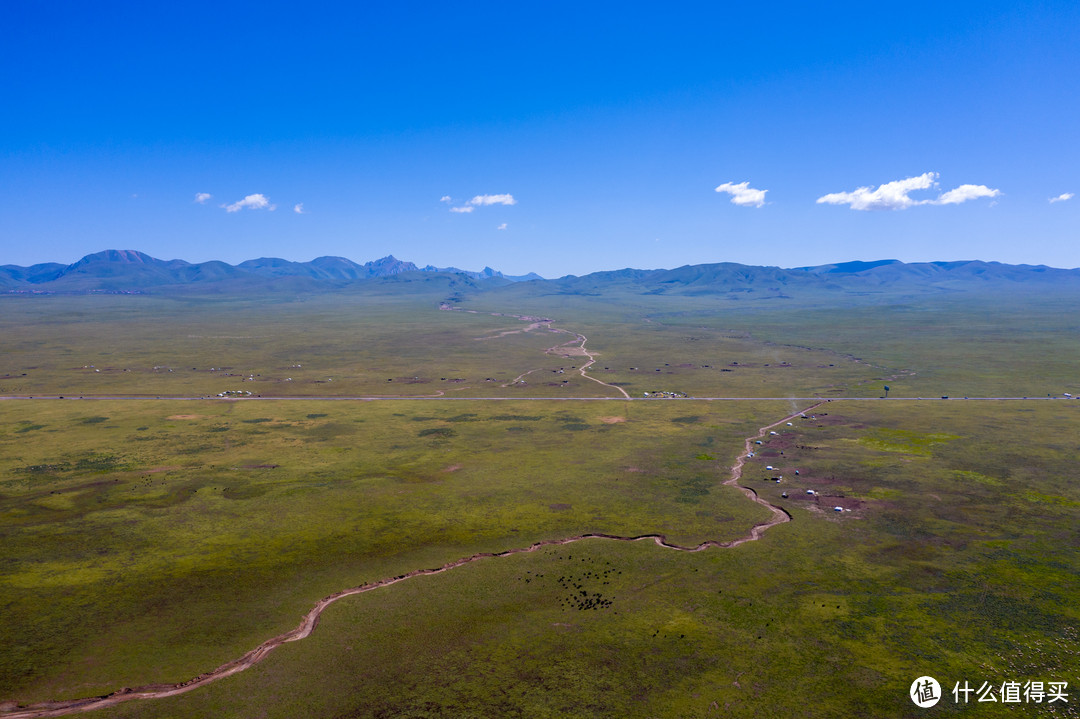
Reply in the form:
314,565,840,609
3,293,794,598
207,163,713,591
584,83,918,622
443,304,632,398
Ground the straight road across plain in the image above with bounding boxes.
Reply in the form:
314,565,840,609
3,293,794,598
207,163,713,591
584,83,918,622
0,395,1074,402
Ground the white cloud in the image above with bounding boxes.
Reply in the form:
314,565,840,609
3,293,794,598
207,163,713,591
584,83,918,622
497,223,508,230
1049,192,1074,204
817,172,1000,210
293,203,305,214
447,192,516,213
224,193,275,213
194,192,212,204
714,181,767,208
468,193,517,206
817,172,937,211
934,184,1001,205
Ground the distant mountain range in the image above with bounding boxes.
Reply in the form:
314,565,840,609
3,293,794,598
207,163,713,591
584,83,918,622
0,250,542,293
1,250,1078,296
533,258,1080,298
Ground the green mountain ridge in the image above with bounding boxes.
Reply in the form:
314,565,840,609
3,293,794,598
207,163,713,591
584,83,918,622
2,251,1078,296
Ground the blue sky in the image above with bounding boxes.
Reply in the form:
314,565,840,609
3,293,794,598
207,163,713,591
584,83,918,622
2,1,1078,276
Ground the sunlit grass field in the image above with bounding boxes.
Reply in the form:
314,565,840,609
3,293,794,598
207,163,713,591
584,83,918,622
0,291,901,399
2,286,1079,717
0,398,780,702
38,399,1076,719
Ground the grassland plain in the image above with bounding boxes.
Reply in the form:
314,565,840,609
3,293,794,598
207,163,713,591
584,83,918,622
465,285,1080,398
636,292,1080,400
2,286,1080,717
0,292,571,398
12,285,1076,403
5,281,1079,401
0,398,785,705
0,292,885,399
28,400,1072,719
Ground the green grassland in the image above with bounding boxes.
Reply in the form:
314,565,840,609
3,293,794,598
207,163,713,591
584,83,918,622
0,292,572,398
2,285,1080,717
0,399,779,703
672,295,1080,399
65,400,1078,719
0,292,889,399
466,284,1080,398
6,286,1077,401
